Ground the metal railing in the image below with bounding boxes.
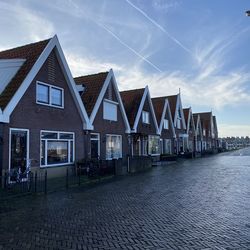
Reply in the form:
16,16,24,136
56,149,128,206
0,159,116,199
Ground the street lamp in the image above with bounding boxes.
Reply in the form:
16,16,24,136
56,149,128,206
246,10,250,16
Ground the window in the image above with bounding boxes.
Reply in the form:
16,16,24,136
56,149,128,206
142,136,148,155
40,131,74,167
103,100,117,121
133,138,141,156
37,84,49,104
163,119,169,129
36,82,63,108
142,111,150,124
51,87,62,106
90,133,100,159
148,135,160,155
162,139,172,154
106,135,122,159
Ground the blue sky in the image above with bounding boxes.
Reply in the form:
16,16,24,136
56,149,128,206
0,0,250,137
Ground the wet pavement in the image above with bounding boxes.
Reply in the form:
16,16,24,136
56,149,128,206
0,149,250,249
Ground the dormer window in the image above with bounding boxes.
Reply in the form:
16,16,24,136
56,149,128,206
36,82,63,108
163,119,169,129
142,111,150,124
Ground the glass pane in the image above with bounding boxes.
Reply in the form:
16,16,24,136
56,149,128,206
41,132,58,139
59,133,73,140
141,136,148,155
148,136,160,155
91,134,99,140
106,135,121,159
10,130,28,173
91,140,99,159
134,138,140,156
47,141,68,164
70,141,73,163
37,84,49,104
51,87,62,107
103,101,117,121
41,140,45,165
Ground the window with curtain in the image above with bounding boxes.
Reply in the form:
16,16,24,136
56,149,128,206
148,135,160,155
106,134,122,159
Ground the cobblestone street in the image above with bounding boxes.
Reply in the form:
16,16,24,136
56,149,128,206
0,150,250,249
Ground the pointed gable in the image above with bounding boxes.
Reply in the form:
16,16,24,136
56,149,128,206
193,114,202,137
198,112,212,130
152,96,175,136
120,88,145,128
121,87,158,134
193,112,213,137
0,36,92,129
75,70,130,133
151,97,165,125
166,94,186,130
0,39,50,110
167,95,178,121
74,72,109,116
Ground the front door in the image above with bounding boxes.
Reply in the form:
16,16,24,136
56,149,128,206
9,129,29,176
90,133,100,159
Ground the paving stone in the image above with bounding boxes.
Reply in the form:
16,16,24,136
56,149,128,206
0,152,250,249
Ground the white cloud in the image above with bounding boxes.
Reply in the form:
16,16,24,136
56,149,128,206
0,2,54,43
65,52,123,77
115,65,250,110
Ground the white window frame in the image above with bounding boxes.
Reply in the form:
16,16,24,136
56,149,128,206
36,81,64,109
142,111,150,124
40,130,75,167
163,119,169,129
90,133,100,158
105,134,122,160
103,99,118,121
9,128,30,172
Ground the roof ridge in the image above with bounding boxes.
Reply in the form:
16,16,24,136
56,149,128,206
0,37,52,55
74,71,109,80
120,87,145,93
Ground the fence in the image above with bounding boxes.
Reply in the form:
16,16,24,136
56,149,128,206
0,159,116,199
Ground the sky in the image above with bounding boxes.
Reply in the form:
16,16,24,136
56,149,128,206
0,0,250,137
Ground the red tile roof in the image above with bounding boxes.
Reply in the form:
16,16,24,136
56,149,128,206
152,94,178,123
74,72,109,117
120,88,145,128
0,38,51,110
166,95,178,120
183,108,190,124
151,97,166,125
193,114,199,127
196,112,212,121
194,112,212,135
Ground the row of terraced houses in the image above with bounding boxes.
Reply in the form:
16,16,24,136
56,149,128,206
0,36,219,181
